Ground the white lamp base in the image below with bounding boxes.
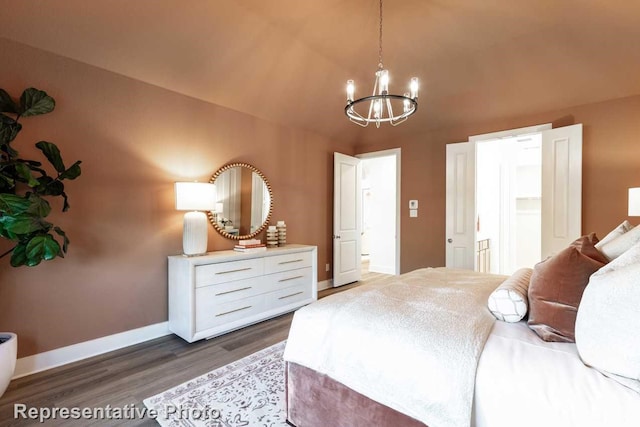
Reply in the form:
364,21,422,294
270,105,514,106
183,211,208,256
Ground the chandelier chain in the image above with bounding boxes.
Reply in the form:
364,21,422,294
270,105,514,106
378,0,383,69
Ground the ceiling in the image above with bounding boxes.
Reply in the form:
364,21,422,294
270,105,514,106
2,0,640,144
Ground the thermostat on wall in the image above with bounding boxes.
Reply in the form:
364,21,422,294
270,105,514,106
409,200,418,209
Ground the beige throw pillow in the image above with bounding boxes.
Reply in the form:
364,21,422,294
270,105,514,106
487,268,532,323
575,240,640,385
595,220,633,249
599,223,640,261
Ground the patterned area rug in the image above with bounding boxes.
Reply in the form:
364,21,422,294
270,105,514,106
144,341,287,427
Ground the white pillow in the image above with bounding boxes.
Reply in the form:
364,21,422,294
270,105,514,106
595,220,633,249
575,240,640,384
599,223,640,261
487,268,532,323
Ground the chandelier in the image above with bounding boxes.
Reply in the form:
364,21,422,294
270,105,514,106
345,0,419,128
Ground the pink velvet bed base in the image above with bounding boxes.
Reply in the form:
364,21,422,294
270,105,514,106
286,361,427,427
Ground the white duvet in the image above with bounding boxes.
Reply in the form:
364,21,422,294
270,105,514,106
284,267,505,427
474,321,640,427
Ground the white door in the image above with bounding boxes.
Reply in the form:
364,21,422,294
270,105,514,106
333,152,362,286
541,124,582,259
445,142,476,269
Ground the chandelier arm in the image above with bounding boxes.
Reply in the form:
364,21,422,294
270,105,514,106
385,97,394,121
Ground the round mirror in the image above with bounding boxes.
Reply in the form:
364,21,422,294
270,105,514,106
207,163,273,240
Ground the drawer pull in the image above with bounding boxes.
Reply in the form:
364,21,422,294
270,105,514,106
215,286,252,296
278,291,303,300
216,305,252,317
278,259,304,265
278,275,304,283
215,267,252,275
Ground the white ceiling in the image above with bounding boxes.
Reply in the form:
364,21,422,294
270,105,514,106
2,0,640,143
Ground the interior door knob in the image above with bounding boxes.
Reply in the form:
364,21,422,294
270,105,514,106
447,238,453,243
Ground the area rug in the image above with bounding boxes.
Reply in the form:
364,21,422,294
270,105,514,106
144,341,287,427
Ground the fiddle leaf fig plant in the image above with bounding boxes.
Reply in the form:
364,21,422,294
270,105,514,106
0,87,81,267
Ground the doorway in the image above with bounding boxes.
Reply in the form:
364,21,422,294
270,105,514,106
445,123,583,271
358,150,400,275
476,135,542,274
333,149,400,287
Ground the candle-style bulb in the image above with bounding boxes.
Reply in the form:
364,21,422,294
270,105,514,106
346,80,355,102
379,70,389,94
410,77,419,99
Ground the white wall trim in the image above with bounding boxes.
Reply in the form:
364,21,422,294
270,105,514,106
317,279,332,291
368,264,396,275
469,123,552,142
13,322,171,379
356,148,402,275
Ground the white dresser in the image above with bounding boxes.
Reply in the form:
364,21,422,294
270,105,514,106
168,244,317,342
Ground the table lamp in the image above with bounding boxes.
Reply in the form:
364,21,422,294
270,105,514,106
629,187,640,216
175,182,216,256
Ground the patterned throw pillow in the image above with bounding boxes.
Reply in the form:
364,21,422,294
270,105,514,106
487,268,532,323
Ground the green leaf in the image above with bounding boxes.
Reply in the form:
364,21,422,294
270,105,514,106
0,173,15,190
35,176,64,196
19,88,55,117
15,162,40,187
26,234,60,262
35,141,65,172
61,191,70,212
0,193,30,214
0,89,18,114
0,113,22,144
10,243,27,267
59,160,82,180
25,194,51,217
0,213,48,236
53,226,69,253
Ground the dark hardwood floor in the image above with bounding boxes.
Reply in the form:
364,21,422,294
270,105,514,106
0,266,383,426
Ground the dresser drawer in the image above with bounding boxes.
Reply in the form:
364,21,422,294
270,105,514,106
195,258,263,288
266,283,313,308
264,251,312,274
196,293,264,332
264,267,312,293
196,276,263,306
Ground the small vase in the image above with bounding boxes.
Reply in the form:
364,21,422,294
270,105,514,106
266,226,278,248
0,333,17,398
276,221,286,246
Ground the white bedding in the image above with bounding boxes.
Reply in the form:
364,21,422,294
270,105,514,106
474,321,640,427
284,267,505,427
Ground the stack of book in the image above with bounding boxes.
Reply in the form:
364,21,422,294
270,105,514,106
234,239,267,252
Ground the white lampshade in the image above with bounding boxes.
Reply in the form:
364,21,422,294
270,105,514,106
629,187,640,216
175,182,216,211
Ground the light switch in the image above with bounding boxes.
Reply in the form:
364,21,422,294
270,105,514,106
409,200,418,209
410,209,418,218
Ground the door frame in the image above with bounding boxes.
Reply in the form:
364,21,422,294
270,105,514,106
356,148,401,275
469,123,552,142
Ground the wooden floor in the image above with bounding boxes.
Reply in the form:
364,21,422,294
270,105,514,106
0,263,388,426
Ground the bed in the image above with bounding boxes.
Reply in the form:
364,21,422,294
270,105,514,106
282,267,640,427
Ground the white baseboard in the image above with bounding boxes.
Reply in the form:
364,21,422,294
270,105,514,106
13,322,171,379
317,279,332,291
369,264,396,275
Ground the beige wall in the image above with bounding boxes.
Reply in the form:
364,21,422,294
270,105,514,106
3,35,640,359
0,39,350,357
356,95,640,274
